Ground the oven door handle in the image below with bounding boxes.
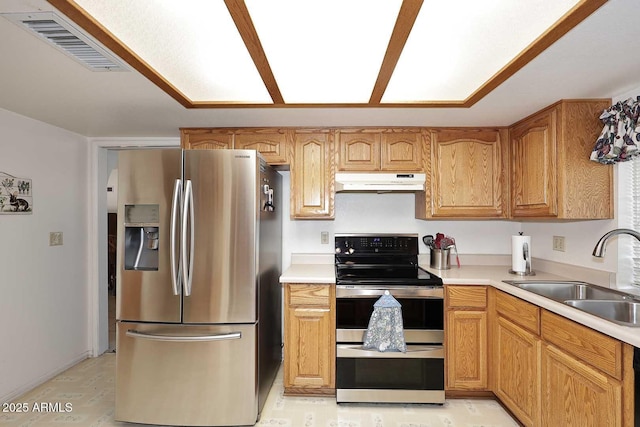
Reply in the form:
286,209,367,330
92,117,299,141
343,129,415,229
336,344,444,359
336,286,443,299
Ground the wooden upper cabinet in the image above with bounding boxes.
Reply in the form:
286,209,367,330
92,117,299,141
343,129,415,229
417,128,508,219
180,128,233,150
336,129,423,172
380,131,423,171
234,129,289,165
510,109,557,217
290,131,334,219
337,131,381,170
509,99,613,219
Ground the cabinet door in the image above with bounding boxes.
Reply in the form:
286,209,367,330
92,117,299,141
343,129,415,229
510,109,558,217
446,310,487,390
180,129,233,150
284,284,335,395
380,131,423,171
541,344,621,427
494,316,541,427
234,129,289,165
337,131,381,171
431,129,507,217
290,131,334,218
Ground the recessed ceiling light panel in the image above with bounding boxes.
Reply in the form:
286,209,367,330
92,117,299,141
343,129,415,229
246,0,403,104
74,0,272,103
382,0,581,103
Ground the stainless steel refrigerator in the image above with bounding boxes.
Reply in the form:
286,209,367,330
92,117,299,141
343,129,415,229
115,149,282,426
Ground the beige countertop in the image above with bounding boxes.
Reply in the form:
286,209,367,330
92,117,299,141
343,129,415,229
279,263,336,284
280,260,640,347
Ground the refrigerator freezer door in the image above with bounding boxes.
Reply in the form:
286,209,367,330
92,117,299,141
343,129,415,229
115,322,258,426
117,149,182,323
183,150,258,324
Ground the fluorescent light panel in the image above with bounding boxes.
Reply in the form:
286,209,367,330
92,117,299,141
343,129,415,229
74,0,272,103
246,0,403,104
382,0,582,103
70,0,585,105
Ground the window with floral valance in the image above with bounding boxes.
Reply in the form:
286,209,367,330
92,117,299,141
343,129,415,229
591,97,640,164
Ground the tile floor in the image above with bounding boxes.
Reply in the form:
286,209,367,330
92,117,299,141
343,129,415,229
0,354,518,427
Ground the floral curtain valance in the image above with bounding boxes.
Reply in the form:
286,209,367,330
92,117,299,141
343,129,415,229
591,96,640,164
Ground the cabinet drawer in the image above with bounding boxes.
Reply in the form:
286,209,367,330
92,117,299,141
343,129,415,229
287,284,330,307
496,291,540,335
541,310,622,380
446,286,487,309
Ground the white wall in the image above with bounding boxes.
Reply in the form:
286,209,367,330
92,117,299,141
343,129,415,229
0,108,90,403
521,220,617,272
280,171,522,270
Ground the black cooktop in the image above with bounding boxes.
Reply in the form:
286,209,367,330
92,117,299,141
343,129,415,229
335,234,442,287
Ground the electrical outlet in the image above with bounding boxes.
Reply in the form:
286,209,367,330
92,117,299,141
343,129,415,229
49,231,63,246
552,235,565,252
321,231,329,244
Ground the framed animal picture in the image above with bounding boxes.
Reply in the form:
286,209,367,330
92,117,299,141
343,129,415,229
0,172,32,214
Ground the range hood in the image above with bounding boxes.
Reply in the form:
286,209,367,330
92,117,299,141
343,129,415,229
335,173,426,192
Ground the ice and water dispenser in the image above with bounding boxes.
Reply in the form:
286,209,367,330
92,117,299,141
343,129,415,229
123,204,160,271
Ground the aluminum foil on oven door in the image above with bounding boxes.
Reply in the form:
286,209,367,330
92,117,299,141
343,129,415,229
362,291,406,352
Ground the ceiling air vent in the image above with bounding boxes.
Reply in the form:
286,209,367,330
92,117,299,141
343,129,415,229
1,11,128,71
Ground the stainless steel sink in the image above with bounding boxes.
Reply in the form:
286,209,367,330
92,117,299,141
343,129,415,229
503,280,640,327
502,280,630,302
564,300,640,327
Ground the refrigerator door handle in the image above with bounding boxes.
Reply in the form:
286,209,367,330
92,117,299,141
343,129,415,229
126,329,241,342
170,178,182,296
181,179,195,296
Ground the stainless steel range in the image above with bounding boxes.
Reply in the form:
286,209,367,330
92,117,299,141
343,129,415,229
334,233,445,404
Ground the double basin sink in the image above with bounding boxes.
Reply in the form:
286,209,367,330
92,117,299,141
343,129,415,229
502,280,640,327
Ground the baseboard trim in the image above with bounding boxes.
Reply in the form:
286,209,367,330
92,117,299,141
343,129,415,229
1,351,91,404
445,390,496,399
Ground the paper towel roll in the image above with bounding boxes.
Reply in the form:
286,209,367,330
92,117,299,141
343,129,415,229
511,235,532,273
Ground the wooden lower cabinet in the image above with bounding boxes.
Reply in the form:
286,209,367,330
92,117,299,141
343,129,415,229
446,310,487,390
445,285,488,391
490,290,633,427
541,343,622,427
283,283,335,395
494,315,541,426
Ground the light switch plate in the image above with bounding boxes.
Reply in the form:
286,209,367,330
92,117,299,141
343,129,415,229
50,231,63,246
321,231,329,244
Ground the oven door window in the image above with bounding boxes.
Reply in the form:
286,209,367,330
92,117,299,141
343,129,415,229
336,297,443,330
336,357,444,390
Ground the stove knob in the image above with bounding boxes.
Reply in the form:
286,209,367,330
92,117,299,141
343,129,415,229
335,247,341,253
348,248,355,254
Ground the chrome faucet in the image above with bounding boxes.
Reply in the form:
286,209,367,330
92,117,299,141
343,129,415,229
592,228,640,257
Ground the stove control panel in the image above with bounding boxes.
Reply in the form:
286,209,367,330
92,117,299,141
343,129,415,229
335,234,418,255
